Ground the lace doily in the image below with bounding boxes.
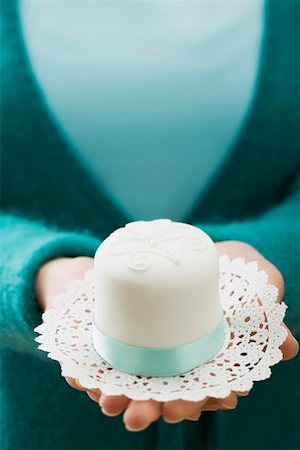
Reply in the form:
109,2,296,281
35,255,287,402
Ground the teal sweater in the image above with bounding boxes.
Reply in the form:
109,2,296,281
1,1,300,449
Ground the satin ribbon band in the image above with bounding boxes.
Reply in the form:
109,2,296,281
92,317,225,377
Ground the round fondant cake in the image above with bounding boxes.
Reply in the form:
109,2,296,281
93,219,225,376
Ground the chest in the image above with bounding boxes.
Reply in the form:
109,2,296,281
20,1,264,220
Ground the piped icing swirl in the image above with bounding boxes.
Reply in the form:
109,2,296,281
102,219,208,271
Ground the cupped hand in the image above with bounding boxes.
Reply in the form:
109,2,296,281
35,242,298,431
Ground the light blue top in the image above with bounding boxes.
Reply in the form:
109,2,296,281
20,0,264,221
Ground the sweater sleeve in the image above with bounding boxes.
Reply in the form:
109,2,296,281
0,214,100,355
197,175,300,335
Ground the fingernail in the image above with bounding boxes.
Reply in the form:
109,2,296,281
220,403,235,410
163,417,184,424
124,423,149,432
186,414,201,421
101,407,120,417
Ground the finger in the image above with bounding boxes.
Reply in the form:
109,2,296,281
217,392,238,408
280,325,299,361
75,379,91,391
65,377,86,392
123,399,162,431
99,394,130,417
235,390,249,397
162,398,207,423
203,393,238,411
185,411,202,421
86,390,101,403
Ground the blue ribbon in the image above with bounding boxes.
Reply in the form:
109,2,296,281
92,317,225,377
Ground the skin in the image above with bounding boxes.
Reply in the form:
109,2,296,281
36,241,299,432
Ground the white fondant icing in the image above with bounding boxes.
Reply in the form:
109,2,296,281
102,219,207,271
94,219,223,348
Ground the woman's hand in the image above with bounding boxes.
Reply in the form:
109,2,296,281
35,242,299,431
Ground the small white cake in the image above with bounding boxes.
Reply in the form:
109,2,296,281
93,219,224,376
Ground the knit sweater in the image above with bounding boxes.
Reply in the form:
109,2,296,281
1,0,300,449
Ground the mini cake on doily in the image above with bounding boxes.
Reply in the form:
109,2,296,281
93,219,225,376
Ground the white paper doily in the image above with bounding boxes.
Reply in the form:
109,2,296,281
35,255,287,402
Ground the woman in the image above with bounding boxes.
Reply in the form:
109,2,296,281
1,0,299,449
